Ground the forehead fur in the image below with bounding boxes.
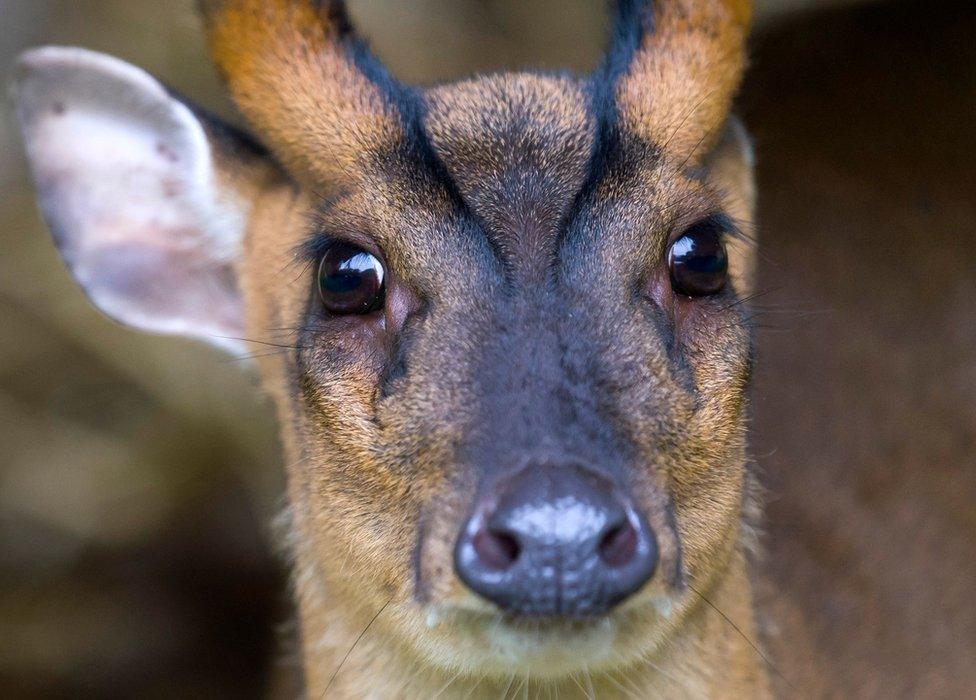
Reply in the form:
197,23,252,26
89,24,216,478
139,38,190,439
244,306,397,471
423,74,595,275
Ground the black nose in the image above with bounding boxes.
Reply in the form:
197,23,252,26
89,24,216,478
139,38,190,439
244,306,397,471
454,464,658,617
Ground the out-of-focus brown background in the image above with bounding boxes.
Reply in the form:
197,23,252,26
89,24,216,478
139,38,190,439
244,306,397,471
2,0,973,697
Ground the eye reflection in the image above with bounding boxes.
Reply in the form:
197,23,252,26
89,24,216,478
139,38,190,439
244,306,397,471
317,242,385,315
667,219,729,297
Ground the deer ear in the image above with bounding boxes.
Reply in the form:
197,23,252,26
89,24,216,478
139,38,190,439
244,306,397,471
704,117,757,296
12,47,277,354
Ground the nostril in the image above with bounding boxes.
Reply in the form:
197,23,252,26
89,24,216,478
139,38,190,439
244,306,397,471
473,527,520,570
598,520,638,568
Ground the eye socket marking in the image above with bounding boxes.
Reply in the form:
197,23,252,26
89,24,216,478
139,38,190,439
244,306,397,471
667,217,730,297
317,241,386,315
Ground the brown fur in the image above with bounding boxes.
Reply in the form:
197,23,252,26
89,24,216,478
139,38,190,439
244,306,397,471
202,0,405,188
16,0,771,695
15,1,971,695
192,1,774,696
219,3,976,693
617,0,751,163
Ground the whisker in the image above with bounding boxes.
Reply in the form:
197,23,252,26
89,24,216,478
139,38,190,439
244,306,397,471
217,335,307,350
719,288,780,311
500,673,516,700
393,654,428,697
604,670,638,699
282,454,313,472
221,348,294,363
607,669,643,699
661,88,717,156
687,582,796,692
655,188,713,218
432,668,464,699
675,130,711,175
321,597,393,698
746,307,831,316
583,667,596,700
717,311,779,332
646,88,718,197
460,675,483,699
264,325,328,335
644,657,686,693
570,672,591,700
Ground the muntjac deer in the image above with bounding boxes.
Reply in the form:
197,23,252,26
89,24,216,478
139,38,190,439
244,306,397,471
13,0,807,696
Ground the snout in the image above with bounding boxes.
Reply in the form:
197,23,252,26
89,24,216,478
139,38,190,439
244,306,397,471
454,464,658,617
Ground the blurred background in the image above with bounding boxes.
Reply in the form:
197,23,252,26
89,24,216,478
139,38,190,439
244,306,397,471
1,0,973,697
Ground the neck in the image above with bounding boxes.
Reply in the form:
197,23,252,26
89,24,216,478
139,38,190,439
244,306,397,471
293,548,770,698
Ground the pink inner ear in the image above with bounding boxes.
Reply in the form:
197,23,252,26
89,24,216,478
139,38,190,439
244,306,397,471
81,242,244,344
14,47,248,353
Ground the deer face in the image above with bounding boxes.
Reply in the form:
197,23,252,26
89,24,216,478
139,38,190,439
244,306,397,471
14,0,756,683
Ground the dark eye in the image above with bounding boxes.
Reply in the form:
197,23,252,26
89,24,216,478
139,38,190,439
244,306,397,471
317,242,385,315
667,219,729,297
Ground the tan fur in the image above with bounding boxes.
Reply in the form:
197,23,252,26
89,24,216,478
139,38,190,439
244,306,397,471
209,2,768,697
17,2,971,696
617,0,751,164
232,150,767,697
203,0,404,188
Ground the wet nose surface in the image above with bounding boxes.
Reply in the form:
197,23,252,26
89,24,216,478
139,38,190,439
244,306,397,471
454,464,658,617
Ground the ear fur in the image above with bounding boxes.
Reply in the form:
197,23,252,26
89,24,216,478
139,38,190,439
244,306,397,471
11,46,276,353
200,0,405,188
611,0,751,164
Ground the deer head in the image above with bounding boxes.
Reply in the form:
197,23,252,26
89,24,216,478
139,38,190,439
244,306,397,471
13,0,763,695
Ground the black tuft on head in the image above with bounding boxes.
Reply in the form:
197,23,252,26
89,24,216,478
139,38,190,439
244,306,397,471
599,0,655,86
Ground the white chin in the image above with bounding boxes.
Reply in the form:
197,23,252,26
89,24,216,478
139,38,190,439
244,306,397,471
477,616,618,678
